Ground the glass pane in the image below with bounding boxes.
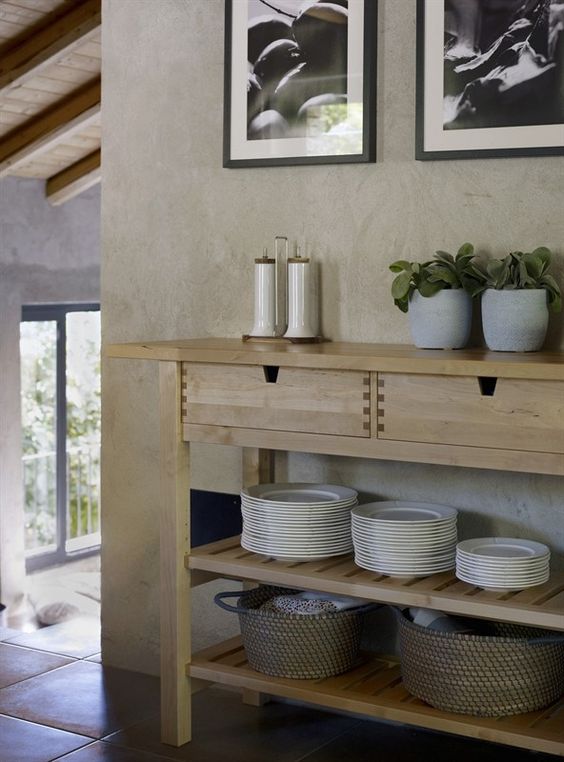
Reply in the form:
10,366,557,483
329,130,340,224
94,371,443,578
66,311,101,547
20,321,58,554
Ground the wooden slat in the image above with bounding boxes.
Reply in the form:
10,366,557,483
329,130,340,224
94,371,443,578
188,537,564,631
183,423,564,477
0,0,101,96
46,146,99,204
159,362,191,746
189,638,564,757
0,76,99,175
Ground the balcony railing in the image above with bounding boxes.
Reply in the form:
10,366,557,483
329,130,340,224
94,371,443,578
23,444,100,557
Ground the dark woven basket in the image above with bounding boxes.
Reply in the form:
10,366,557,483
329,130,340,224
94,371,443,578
396,609,564,717
215,586,372,680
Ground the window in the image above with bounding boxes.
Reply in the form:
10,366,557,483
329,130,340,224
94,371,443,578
20,304,101,570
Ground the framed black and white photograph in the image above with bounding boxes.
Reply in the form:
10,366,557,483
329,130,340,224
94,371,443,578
223,0,377,167
416,0,564,160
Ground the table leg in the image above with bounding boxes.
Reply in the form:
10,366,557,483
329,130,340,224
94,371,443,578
159,362,191,745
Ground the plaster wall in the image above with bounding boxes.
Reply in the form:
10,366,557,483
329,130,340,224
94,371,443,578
0,177,100,607
101,0,564,675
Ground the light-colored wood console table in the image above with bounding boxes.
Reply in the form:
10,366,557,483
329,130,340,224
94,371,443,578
107,339,564,756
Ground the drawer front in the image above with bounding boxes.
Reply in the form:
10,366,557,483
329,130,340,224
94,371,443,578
377,373,564,454
182,363,370,437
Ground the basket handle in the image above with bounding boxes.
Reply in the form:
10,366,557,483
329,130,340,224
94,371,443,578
214,590,382,615
214,590,248,614
527,635,564,645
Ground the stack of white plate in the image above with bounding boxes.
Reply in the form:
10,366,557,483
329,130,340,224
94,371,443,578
352,501,458,578
456,538,550,591
240,483,357,561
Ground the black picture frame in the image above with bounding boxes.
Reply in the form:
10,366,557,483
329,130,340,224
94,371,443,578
416,0,564,161
223,0,377,168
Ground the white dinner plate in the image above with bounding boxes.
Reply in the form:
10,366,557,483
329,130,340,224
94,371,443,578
242,531,353,550
355,553,455,570
456,552,549,568
455,556,549,571
456,563,550,582
352,517,457,531
352,502,458,524
243,483,358,504
351,530,457,542
456,537,550,560
243,514,352,529
355,558,456,576
241,533,353,548
355,547,456,561
455,570,549,591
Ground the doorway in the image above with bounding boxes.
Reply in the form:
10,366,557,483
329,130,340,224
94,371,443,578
20,304,101,573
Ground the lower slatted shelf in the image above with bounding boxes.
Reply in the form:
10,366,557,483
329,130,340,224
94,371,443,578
189,637,564,757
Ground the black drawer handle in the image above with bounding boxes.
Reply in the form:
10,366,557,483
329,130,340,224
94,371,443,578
478,376,498,397
263,366,279,384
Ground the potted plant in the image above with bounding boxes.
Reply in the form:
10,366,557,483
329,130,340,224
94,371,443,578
467,247,561,352
390,243,475,349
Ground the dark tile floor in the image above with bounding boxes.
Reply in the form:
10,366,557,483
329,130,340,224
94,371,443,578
0,620,557,761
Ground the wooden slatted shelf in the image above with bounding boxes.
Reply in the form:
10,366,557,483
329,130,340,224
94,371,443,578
188,536,564,632
189,636,564,757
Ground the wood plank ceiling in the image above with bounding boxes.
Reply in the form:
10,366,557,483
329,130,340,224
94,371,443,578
0,0,101,205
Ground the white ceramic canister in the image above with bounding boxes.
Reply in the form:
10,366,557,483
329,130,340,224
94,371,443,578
284,251,315,339
250,253,276,337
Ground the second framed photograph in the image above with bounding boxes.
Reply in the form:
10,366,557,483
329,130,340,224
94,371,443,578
416,0,564,160
223,0,377,168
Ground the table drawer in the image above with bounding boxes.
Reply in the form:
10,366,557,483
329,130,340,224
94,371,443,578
377,373,564,454
182,363,370,437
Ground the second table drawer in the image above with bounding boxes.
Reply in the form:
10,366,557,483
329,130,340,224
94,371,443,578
377,373,564,453
182,363,370,437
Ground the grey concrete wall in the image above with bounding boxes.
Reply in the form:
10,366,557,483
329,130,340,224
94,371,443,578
0,177,100,608
101,0,564,675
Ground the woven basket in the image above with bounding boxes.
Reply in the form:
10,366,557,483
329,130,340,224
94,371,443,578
215,586,372,680
397,609,564,717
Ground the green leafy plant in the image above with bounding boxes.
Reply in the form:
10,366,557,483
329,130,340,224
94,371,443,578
390,243,475,313
467,247,561,313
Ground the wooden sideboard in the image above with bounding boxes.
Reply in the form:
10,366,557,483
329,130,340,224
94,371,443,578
106,339,564,756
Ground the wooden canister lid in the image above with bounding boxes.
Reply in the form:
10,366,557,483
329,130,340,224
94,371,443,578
288,257,310,263
255,258,275,264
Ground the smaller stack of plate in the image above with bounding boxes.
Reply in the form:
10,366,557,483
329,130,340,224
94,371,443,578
456,538,550,591
352,501,458,578
241,483,357,561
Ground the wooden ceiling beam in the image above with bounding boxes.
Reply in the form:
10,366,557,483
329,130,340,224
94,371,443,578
0,78,100,177
46,147,101,205
0,0,101,97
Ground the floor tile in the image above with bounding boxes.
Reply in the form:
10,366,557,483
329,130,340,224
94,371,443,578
0,660,159,738
55,740,174,761
296,718,555,762
0,714,90,762
103,687,359,761
86,652,102,663
0,643,74,688
5,616,100,658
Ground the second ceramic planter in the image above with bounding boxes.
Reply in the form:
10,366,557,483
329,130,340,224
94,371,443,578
409,290,472,350
482,289,548,352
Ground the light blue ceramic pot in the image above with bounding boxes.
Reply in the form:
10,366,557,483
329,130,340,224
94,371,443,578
408,289,472,350
482,289,548,352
